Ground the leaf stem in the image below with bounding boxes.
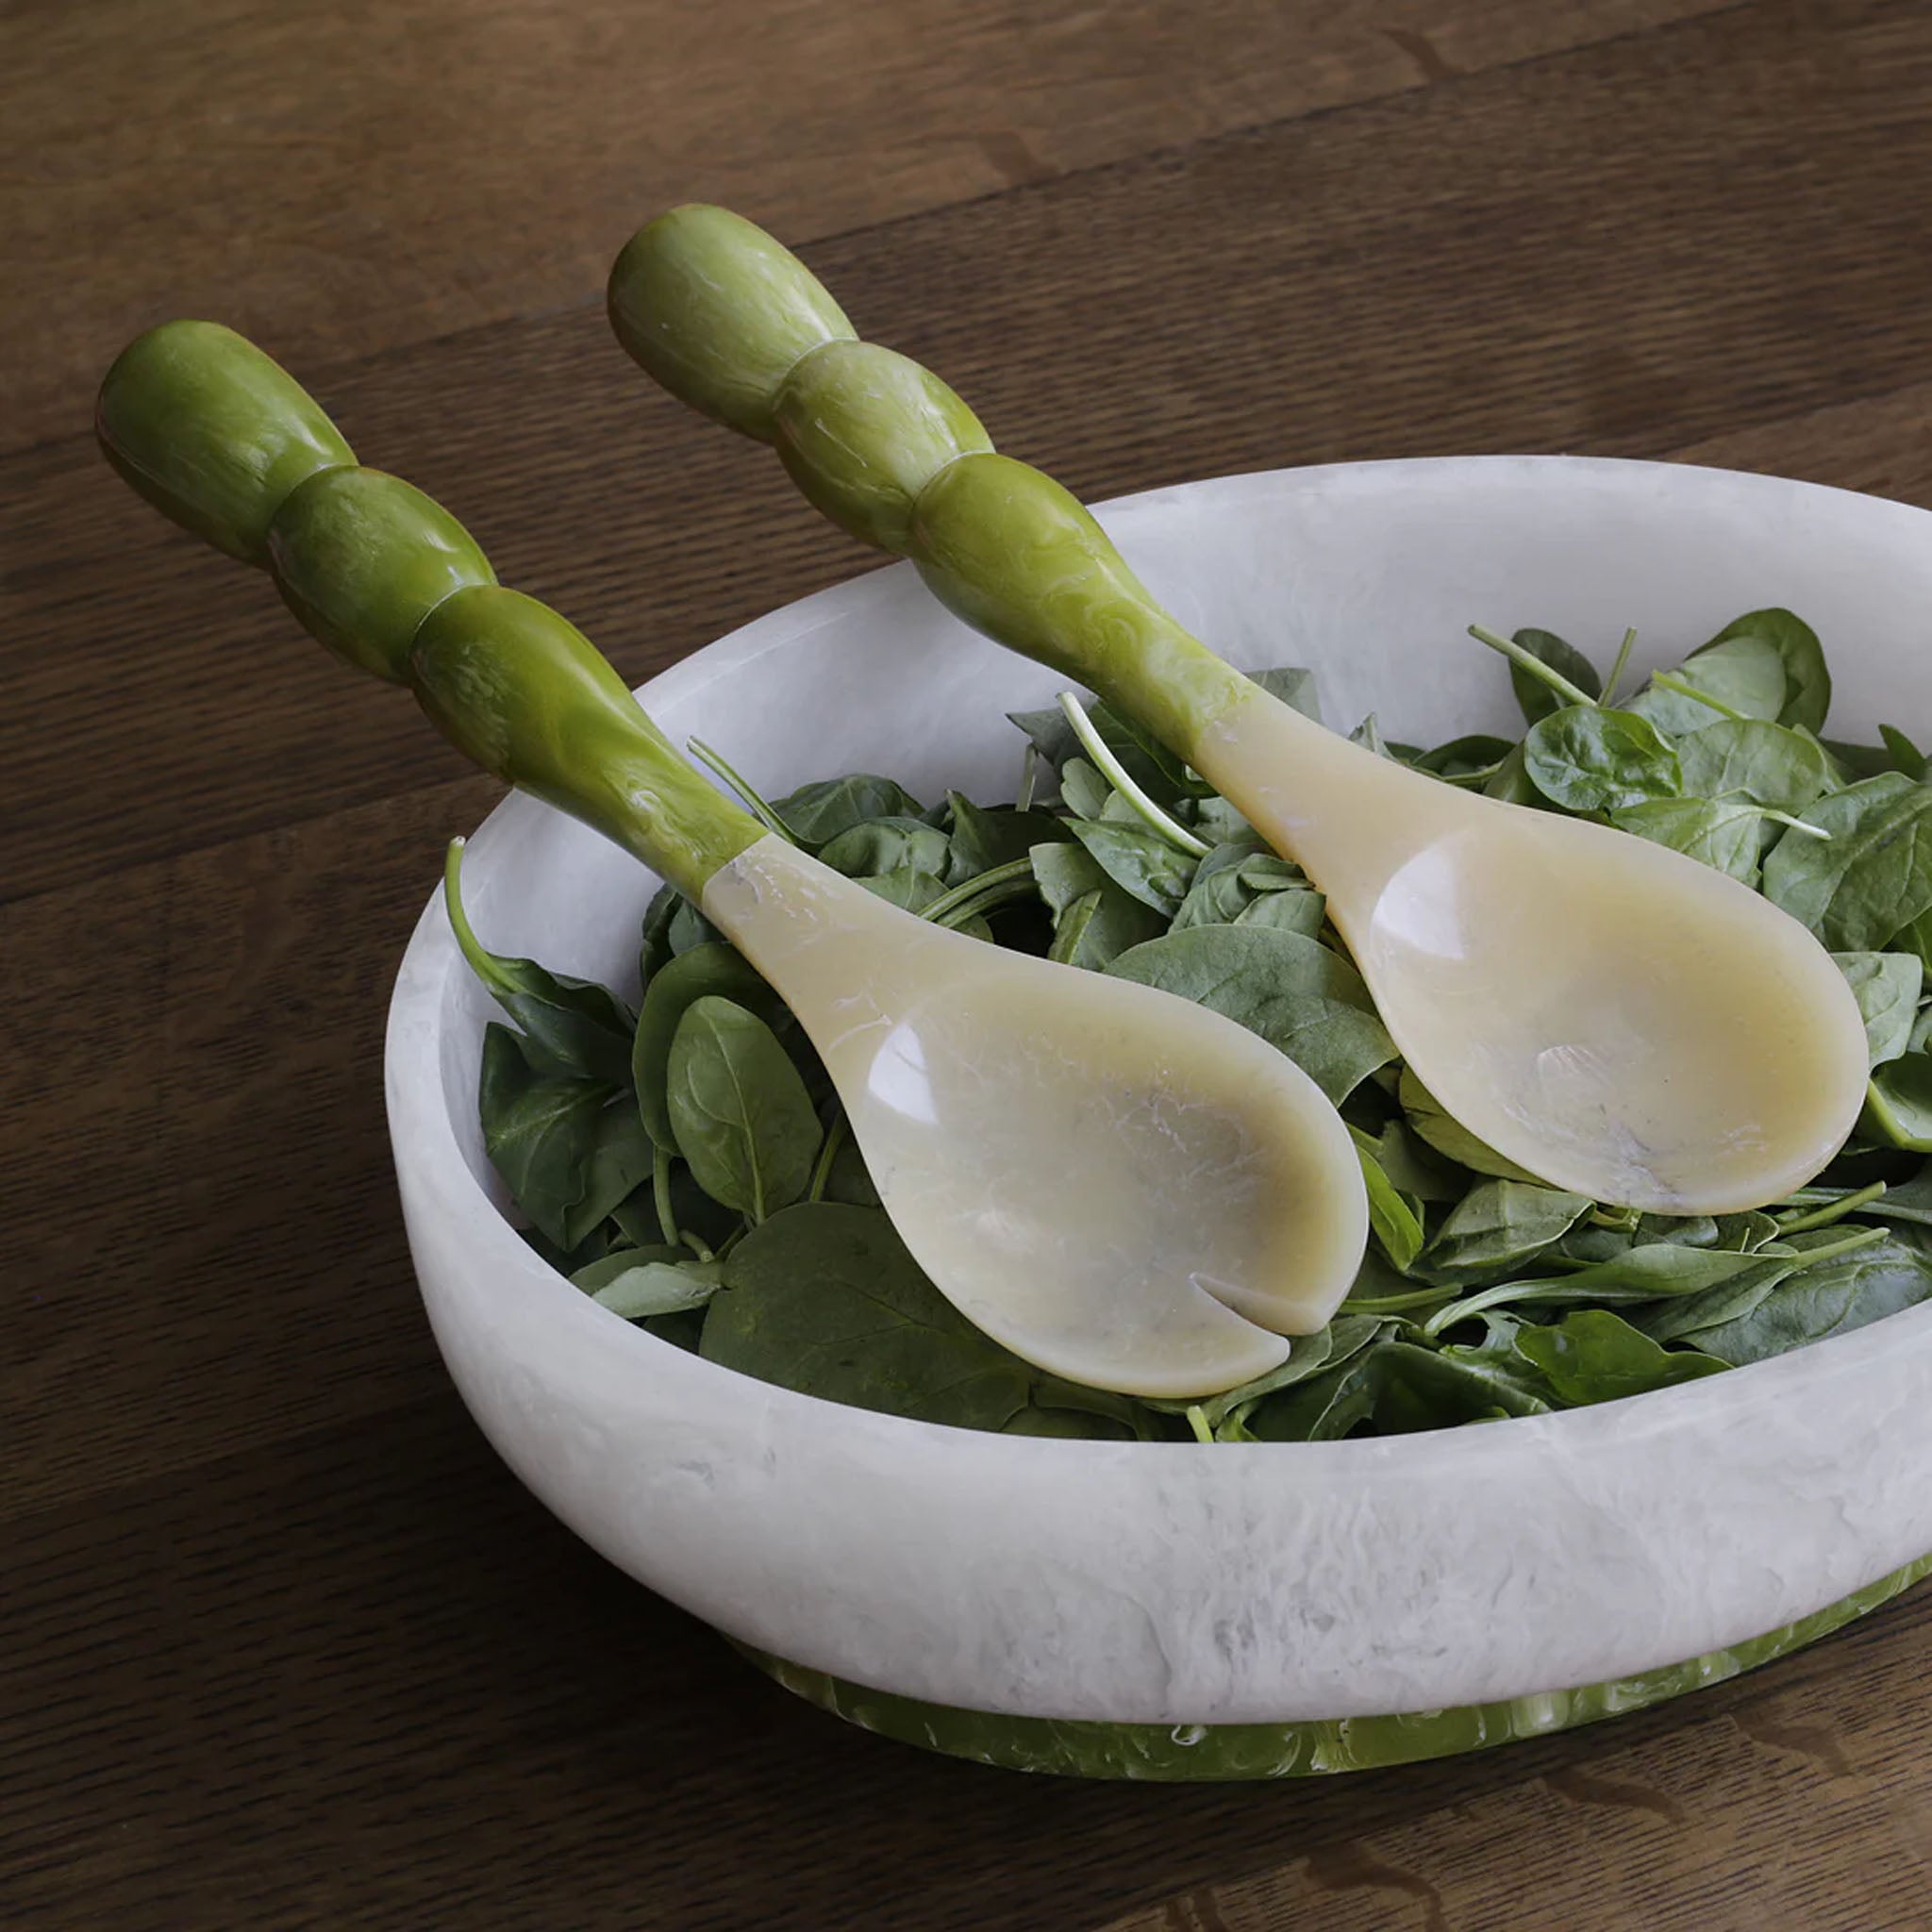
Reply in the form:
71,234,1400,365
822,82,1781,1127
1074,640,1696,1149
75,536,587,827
1058,691,1212,858
1184,1405,1215,1445
919,857,1039,928
808,1110,848,1203
1341,1286,1457,1315
1016,742,1041,814
1647,671,1752,724
1757,808,1831,841
442,838,515,998
1774,1180,1886,1233
686,738,797,842
1602,626,1638,708
1467,625,1598,708
652,1143,692,1253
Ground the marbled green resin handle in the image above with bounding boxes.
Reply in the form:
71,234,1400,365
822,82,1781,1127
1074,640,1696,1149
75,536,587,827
607,207,1248,759
97,322,759,897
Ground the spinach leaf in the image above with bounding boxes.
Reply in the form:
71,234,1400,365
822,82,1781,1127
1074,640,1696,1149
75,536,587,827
1031,842,1165,968
1683,1233,1932,1365
1513,1309,1725,1404
773,774,924,846
1246,665,1324,721
1106,924,1398,1103
1398,1067,1542,1182
1482,744,1543,805
1608,797,1771,884
1423,1180,1594,1283
1235,887,1327,937
818,815,954,880
1008,700,1189,802
1415,734,1516,780
478,1024,621,1250
667,897,724,955
1674,718,1828,814
666,996,822,1220
1065,818,1197,916
1374,1339,1553,1429
1881,724,1928,781
639,880,682,990
1524,705,1680,812
558,1102,658,1252
703,1204,1034,1428
1629,634,1789,735
945,791,1066,879
571,1248,724,1319
1168,836,1271,929
445,843,635,1085
1508,628,1602,725
858,867,952,913
1834,952,1924,1068
1761,774,1932,952
1058,758,1114,821
1352,1133,1424,1272
1696,608,1829,734
1245,1345,1390,1441
1861,1052,1932,1152
632,943,789,1151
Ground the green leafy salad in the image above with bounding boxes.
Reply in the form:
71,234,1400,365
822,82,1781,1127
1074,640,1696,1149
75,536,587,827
457,608,1932,1443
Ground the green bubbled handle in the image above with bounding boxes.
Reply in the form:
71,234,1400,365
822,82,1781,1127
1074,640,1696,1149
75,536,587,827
96,322,760,899
607,207,1248,760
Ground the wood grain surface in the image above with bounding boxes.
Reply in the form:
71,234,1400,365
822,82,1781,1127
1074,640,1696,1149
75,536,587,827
7,1,1932,1926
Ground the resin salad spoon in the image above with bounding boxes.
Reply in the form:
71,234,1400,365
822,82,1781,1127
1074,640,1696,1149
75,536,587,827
607,205,1870,1215
95,320,1370,1398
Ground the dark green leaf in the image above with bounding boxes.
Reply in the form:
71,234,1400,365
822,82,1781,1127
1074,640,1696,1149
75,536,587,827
1833,952,1924,1068
446,847,634,1084
1609,797,1769,884
668,897,724,955
1513,1309,1725,1404
1106,924,1397,1103
703,1203,1033,1428
1234,887,1327,937
857,867,952,913
666,996,822,1220
818,815,953,879
1423,1180,1594,1283
1398,1067,1542,1182
1524,705,1681,812
1861,1052,1932,1152
773,774,924,846
1414,734,1516,779
1058,758,1113,821
1629,634,1789,735
1695,608,1829,733
1065,818,1198,916
1353,1134,1424,1272
1881,724,1928,781
1684,1233,1932,1365
632,943,788,1152
1761,774,1932,952
558,1102,657,1251
1373,1340,1553,1429
1674,719,1828,814
478,1024,619,1250
1508,628,1602,725
945,791,1067,880
639,881,682,990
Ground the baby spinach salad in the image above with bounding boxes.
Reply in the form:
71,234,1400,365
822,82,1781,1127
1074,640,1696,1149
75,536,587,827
457,608,1932,1443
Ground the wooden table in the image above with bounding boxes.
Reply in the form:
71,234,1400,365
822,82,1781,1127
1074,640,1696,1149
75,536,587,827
8,2,1932,1924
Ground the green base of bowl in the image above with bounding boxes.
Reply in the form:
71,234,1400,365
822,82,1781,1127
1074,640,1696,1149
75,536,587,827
737,1553,1932,1781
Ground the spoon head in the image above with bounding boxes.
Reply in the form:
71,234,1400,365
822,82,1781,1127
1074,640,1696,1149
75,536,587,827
706,839,1369,1397
1357,808,1870,1212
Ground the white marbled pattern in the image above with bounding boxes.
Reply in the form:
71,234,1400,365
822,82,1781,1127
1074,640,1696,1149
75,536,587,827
386,457,1932,1724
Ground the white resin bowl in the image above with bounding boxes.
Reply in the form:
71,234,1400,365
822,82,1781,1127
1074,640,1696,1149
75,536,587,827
385,457,1932,1780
